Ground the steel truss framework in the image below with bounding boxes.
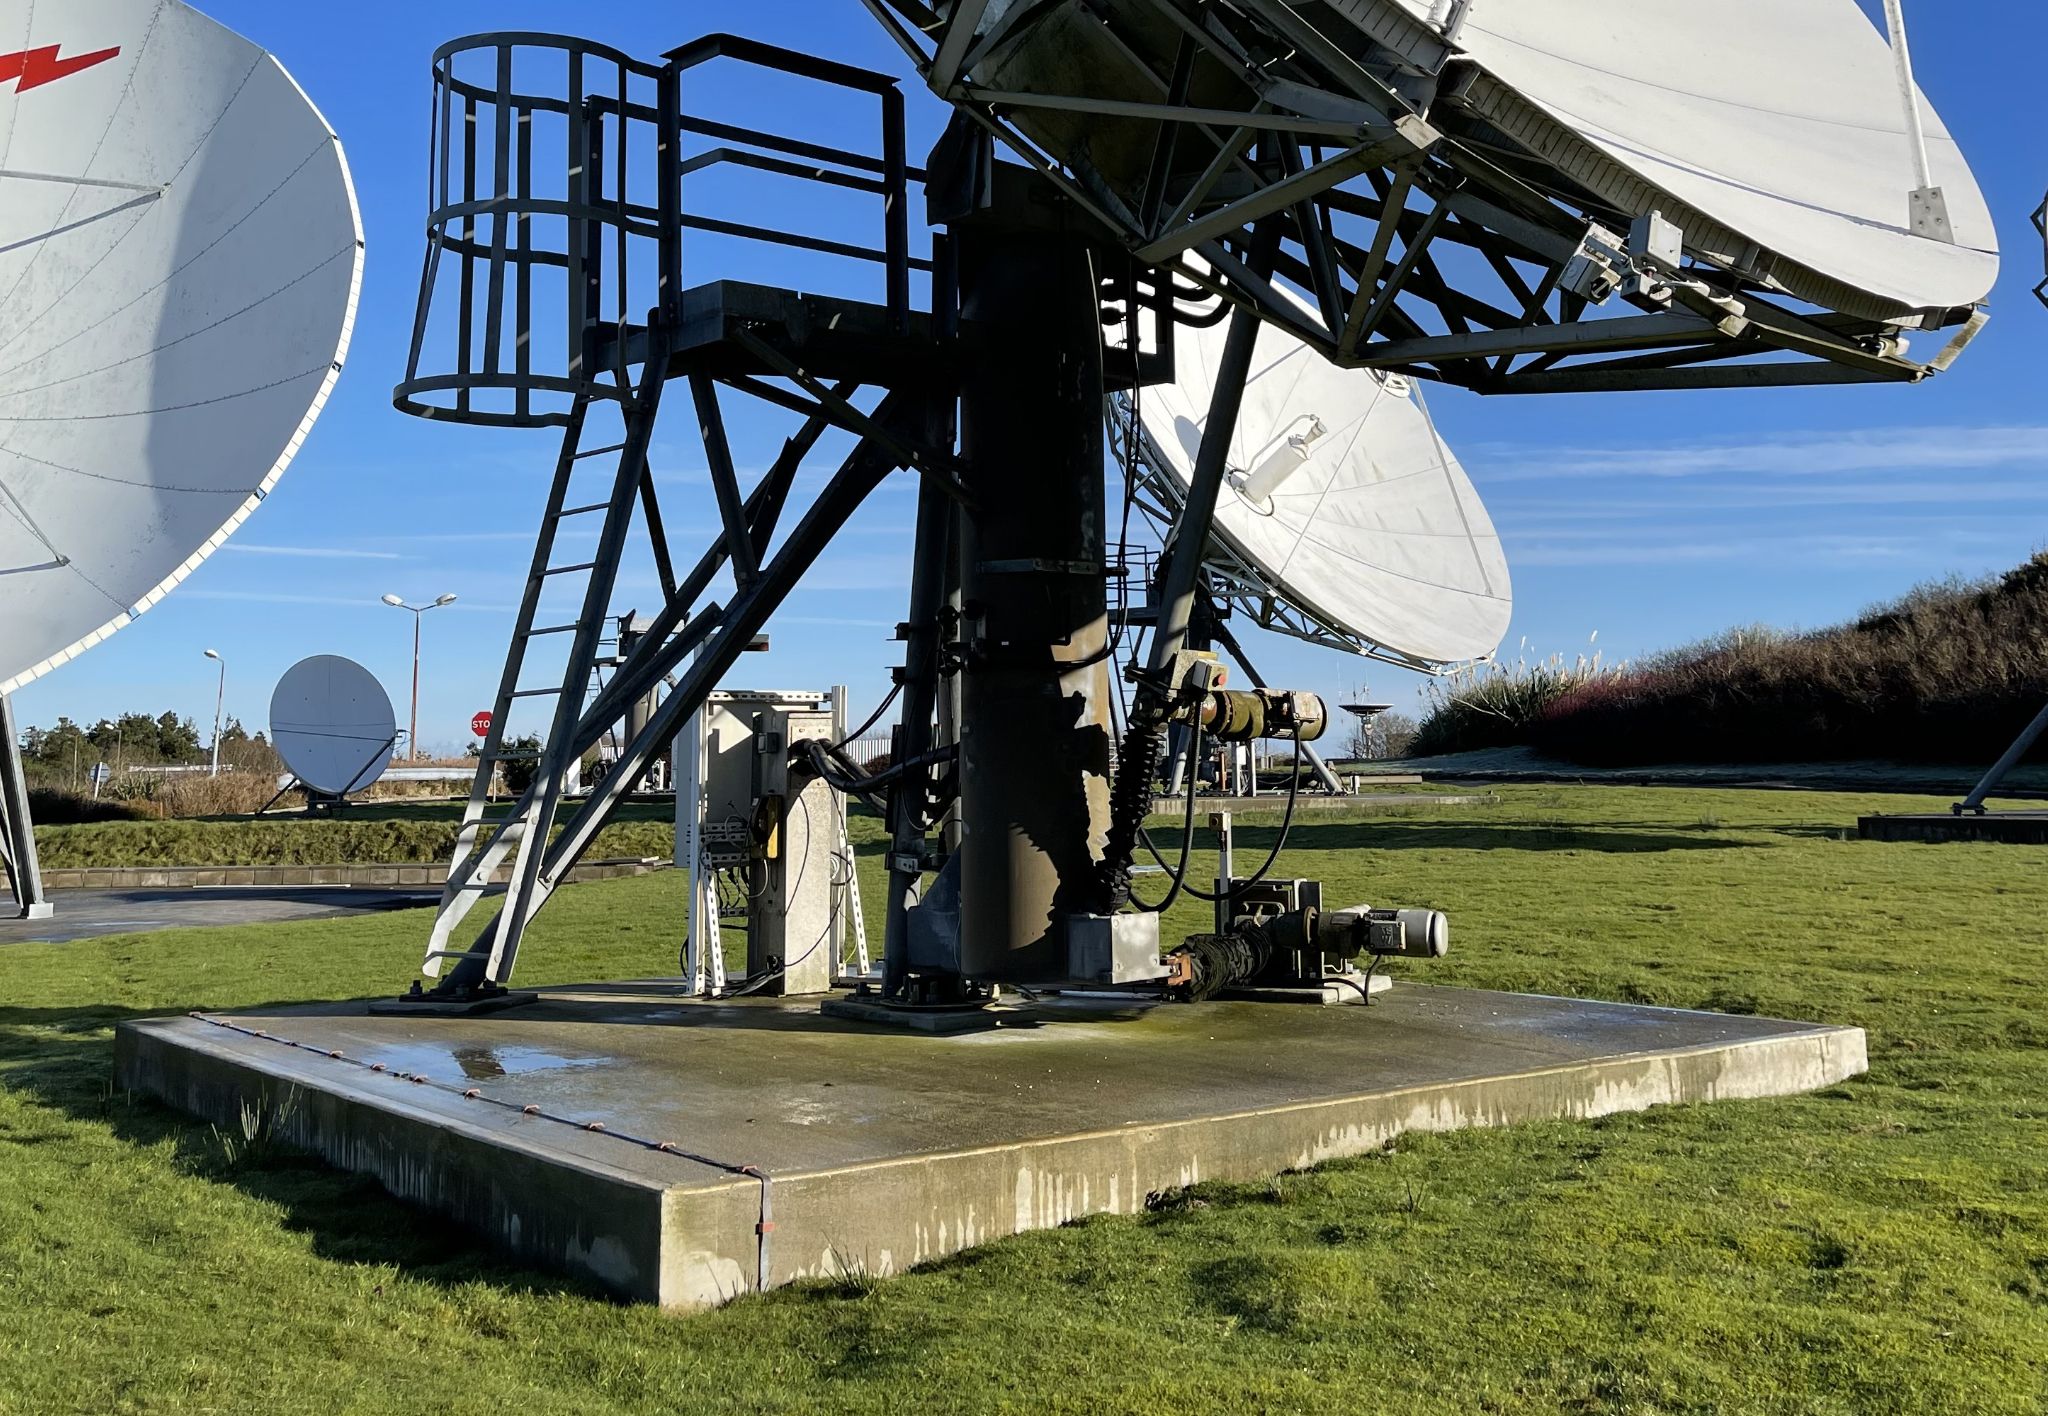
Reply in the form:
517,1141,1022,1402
2036,194,2048,307
861,0,1990,394
392,34,952,997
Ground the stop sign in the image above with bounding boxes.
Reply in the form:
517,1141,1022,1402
471,711,494,738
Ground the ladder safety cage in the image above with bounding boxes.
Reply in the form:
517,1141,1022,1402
396,32,924,430
396,33,674,429
389,31,949,1002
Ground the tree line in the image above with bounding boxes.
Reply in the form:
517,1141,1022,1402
16,712,280,788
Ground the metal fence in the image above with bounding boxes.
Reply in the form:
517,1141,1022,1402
842,735,893,768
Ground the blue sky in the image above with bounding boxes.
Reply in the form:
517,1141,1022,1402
11,1,2046,753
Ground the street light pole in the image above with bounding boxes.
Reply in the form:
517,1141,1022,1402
203,649,225,776
382,593,458,760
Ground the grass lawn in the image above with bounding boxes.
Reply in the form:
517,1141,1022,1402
2,785,2045,1413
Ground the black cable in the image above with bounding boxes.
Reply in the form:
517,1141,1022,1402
801,742,890,816
1138,731,1305,902
804,739,954,796
1110,384,1142,661
1327,968,1375,1006
1127,718,1203,914
833,683,902,749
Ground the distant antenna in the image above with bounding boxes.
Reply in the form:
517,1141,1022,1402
0,0,364,695
269,656,398,806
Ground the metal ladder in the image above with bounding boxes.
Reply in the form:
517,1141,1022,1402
421,353,672,988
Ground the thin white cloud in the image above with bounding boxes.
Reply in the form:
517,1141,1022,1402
224,544,403,561
776,616,894,629
179,589,518,613
1469,425,2048,484
383,530,551,545
798,555,912,591
180,590,388,609
1493,483,2048,526
1508,530,1997,568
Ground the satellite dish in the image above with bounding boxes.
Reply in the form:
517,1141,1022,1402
890,0,1997,383
270,656,396,799
1419,0,1997,316
1119,279,1510,670
0,0,364,695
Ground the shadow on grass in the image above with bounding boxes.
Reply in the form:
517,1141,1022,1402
0,1017,607,1306
1150,818,1747,855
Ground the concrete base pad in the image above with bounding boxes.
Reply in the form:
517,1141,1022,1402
1860,811,2048,844
116,983,1866,1310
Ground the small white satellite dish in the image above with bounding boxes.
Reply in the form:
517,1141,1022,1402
1124,280,1511,671
1422,0,1998,315
270,655,397,799
0,0,364,695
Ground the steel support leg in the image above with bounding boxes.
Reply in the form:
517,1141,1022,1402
1145,302,1266,681
937,498,965,859
0,696,52,921
881,474,955,996
1956,700,2048,815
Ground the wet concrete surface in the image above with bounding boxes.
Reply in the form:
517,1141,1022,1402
145,984,1841,1169
1,887,438,945
119,983,1866,1307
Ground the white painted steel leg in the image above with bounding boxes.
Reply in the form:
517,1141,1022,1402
1881,0,1935,192
1,697,53,921
1437,0,1474,44
836,788,872,982
679,659,710,995
825,682,873,984
706,870,727,993
1881,0,1951,239
829,685,849,973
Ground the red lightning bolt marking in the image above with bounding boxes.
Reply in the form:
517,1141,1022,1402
0,44,123,94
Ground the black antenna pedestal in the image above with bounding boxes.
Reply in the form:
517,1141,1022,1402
950,223,1116,985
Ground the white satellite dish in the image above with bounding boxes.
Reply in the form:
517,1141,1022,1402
270,655,396,799
923,0,1995,330
1122,280,1511,671
0,0,364,695
1412,0,1998,316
